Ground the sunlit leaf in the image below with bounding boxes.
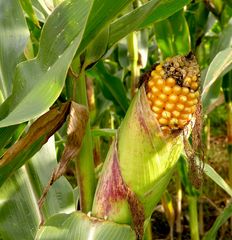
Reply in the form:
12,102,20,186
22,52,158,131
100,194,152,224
202,48,232,110
0,0,29,99
36,211,136,240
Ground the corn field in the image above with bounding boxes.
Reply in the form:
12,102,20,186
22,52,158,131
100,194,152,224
0,0,232,239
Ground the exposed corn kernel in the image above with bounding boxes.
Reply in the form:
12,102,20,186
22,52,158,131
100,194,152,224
165,103,175,111
156,79,165,89
151,86,159,94
183,107,192,114
159,93,167,101
182,87,189,95
191,82,198,91
156,65,163,71
176,104,185,111
159,118,168,125
162,86,172,95
152,106,162,113
154,99,164,108
166,77,176,87
179,95,188,103
148,80,155,88
170,118,178,126
188,92,196,99
162,111,171,119
173,86,182,95
145,53,200,132
172,110,180,118
169,94,178,103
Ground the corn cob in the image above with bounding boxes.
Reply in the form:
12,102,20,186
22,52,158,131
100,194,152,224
145,53,200,134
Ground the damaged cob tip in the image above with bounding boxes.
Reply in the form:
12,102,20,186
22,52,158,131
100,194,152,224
144,53,200,135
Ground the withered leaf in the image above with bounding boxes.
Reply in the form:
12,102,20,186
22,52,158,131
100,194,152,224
0,102,71,187
38,102,89,213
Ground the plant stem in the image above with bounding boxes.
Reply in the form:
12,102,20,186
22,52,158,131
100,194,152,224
74,67,96,213
143,220,153,240
176,172,182,240
127,31,140,98
188,196,199,240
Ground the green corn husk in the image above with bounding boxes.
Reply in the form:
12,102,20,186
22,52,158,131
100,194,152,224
92,86,185,238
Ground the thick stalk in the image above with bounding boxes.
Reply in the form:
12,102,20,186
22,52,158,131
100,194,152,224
74,68,96,212
127,31,140,98
188,196,199,240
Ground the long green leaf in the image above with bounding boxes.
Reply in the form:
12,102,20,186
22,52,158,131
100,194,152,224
92,61,130,114
36,212,136,240
0,167,40,240
203,201,232,240
202,48,232,110
154,10,190,58
0,0,133,128
26,137,75,220
197,159,232,197
109,0,190,46
0,0,29,99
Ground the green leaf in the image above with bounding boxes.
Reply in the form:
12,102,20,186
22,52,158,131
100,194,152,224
92,61,130,113
109,0,190,46
203,202,232,240
0,125,22,151
19,0,40,27
197,159,232,197
84,27,109,68
0,0,134,128
202,48,232,110
92,128,116,137
26,137,75,220
0,167,40,240
177,155,199,196
154,10,191,58
36,211,136,240
0,0,29,99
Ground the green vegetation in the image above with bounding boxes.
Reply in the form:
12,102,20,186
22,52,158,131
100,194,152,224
0,0,232,239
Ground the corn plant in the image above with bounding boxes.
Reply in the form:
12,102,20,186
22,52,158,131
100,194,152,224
0,0,232,240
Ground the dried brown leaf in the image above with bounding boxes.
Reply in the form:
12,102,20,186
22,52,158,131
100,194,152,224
38,102,89,215
0,102,71,170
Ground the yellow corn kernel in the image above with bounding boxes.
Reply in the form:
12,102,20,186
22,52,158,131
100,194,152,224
169,94,178,103
179,95,188,103
173,85,182,95
165,103,175,111
172,110,180,118
156,65,163,71
176,103,184,111
191,82,198,90
152,106,162,113
151,86,159,95
159,118,168,125
154,99,164,108
155,79,165,89
182,87,189,95
166,77,176,87
162,86,172,95
162,111,171,119
159,93,167,101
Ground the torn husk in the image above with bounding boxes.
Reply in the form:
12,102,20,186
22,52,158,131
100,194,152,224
92,86,185,238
